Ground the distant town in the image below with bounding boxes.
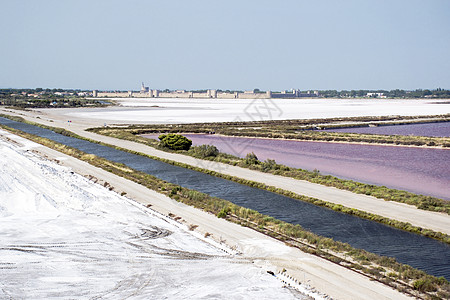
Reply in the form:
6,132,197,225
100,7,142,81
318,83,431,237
92,83,450,99
1,85,449,108
92,83,320,99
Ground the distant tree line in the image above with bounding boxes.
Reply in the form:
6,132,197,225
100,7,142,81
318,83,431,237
318,88,450,98
0,98,105,108
0,88,90,95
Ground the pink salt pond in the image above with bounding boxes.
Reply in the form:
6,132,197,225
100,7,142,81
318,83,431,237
143,133,450,200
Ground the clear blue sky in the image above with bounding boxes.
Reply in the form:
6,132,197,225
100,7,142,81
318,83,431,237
1,0,449,91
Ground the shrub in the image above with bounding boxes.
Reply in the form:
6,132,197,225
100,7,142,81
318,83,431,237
312,169,320,177
170,186,181,196
217,207,230,218
188,144,219,158
217,210,227,218
244,152,259,165
261,159,277,172
413,278,437,292
158,133,192,150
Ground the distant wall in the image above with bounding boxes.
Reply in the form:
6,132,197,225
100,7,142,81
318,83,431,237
132,92,152,98
237,93,269,99
217,93,237,99
97,92,131,97
192,92,211,98
96,91,311,99
271,93,296,98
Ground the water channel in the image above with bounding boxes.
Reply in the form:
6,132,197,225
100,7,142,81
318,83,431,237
1,117,449,279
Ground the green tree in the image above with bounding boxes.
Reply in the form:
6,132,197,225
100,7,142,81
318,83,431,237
158,134,192,150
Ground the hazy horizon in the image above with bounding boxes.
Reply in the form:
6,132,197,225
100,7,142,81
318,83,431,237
1,86,449,92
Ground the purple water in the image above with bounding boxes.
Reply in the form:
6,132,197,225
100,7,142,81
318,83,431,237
324,122,450,137
143,134,450,200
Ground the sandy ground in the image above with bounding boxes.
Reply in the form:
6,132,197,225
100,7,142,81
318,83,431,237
2,107,449,236
0,129,413,300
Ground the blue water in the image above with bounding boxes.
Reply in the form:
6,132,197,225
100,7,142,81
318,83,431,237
1,117,449,279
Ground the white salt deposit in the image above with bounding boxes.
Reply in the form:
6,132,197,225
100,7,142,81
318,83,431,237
63,97,450,124
0,132,303,299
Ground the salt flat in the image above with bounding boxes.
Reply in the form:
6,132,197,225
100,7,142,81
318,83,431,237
34,98,450,126
0,132,301,299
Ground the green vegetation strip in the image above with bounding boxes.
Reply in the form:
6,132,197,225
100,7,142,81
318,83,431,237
1,123,449,299
96,114,450,147
227,130,450,147
88,126,450,217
